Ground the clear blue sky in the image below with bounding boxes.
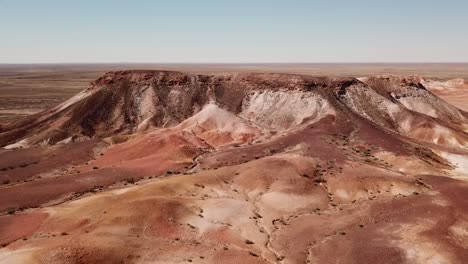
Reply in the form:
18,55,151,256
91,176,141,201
1,0,467,63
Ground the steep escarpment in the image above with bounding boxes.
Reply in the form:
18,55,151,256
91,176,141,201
1,71,468,152
0,71,353,147
1,71,468,264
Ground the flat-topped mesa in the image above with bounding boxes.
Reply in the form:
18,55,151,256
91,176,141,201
90,70,359,91
0,71,358,147
1,70,468,150
86,70,361,130
86,70,360,112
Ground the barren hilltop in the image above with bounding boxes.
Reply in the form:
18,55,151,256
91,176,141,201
1,70,468,264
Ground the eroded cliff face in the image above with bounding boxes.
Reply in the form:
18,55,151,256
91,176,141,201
2,71,468,150
0,71,350,147
1,71,468,264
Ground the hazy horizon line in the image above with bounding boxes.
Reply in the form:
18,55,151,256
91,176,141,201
1,62,468,65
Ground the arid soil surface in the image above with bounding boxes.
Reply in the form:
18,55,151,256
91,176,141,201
1,68,468,264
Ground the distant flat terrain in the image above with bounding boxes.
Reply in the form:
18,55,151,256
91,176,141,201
0,66,105,124
1,63,468,123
